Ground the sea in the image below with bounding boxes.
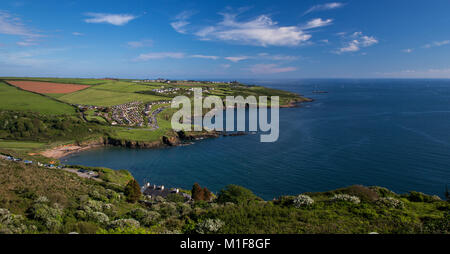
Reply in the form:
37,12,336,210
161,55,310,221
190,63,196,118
62,79,450,199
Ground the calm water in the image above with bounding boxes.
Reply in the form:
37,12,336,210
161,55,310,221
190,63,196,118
63,79,450,199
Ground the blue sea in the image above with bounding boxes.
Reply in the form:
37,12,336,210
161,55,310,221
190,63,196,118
62,79,450,199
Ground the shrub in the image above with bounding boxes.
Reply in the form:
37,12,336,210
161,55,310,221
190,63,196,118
0,208,35,234
88,212,109,225
376,197,404,209
128,208,160,226
331,185,379,202
217,185,262,204
166,193,186,203
408,191,437,203
293,195,314,208
29,198,64,232
195,219,225,234
108,219,140,230
330,194,361,204
124,179,141,203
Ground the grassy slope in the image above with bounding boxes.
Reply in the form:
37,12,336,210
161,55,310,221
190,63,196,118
0,82,76,115
58,81,171,106
0,159,448,234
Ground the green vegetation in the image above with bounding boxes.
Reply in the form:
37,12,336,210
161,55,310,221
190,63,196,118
0,111,106,143
0,159,448,234
0,140,46,151
58,86,169,107
0,82,76,115
124,180,141,203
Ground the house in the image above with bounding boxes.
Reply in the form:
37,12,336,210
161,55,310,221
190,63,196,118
142,182,191,201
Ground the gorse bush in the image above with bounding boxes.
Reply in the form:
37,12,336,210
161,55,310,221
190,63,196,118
28,196,64,232
0,208,35,234
108,219,140,230
293,195,314,208
376,197,404,209
330,194,361,204
195,219,225,234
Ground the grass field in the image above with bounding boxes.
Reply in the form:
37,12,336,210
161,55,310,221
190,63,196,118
58,86,170,106
0,82,76,115
0,140,47,151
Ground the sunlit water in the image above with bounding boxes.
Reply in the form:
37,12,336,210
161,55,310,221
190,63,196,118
63,79,450,199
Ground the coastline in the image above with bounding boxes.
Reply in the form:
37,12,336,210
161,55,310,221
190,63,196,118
41,98,312,160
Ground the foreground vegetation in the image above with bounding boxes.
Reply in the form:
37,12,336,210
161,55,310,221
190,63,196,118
0,159,448,234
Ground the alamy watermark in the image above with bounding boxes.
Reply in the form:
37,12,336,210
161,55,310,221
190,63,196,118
171,88,279,142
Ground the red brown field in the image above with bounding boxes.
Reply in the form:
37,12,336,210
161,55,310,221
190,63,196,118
6,80,90,94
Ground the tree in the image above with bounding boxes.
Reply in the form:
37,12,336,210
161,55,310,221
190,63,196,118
192,183,204,201
203,187,212,201
124,179,141,203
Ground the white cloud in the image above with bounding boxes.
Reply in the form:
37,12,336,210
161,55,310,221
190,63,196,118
194,13,312,47
250,64,297,74
72,32,84,36
0,11,40,37
84,13,137,26
171,20,189,34
135,52,185,61
402,48,413,53
423,40,450,48
170,11,195,34
127,39,153,48
336,32,378,54
190,54,219,60
304,2,344,15
302,18,333,29
16,40,37,46
225,56,250,62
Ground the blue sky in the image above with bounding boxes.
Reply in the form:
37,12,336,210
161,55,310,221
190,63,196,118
1,0,450,79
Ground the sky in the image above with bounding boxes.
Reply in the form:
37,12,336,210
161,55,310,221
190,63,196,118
1,0,450,79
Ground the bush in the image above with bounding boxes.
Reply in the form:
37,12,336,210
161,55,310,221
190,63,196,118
128,208,160,226
88,212,109,225
217,185,262,204
376,197,404,209
408,191,438,203
330,194,361,204
166,193,186,203
29,197,64,232
293,195,314,208
124,179,141,203
108,219,140,230
0,208,35,234
195,219,225,234
332,185,379,202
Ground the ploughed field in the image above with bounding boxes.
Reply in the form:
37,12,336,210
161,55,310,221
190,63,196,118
6,80,90,94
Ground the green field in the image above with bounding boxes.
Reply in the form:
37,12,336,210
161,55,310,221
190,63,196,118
0,82,76,115
58,86,170,106
0,140,47,151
